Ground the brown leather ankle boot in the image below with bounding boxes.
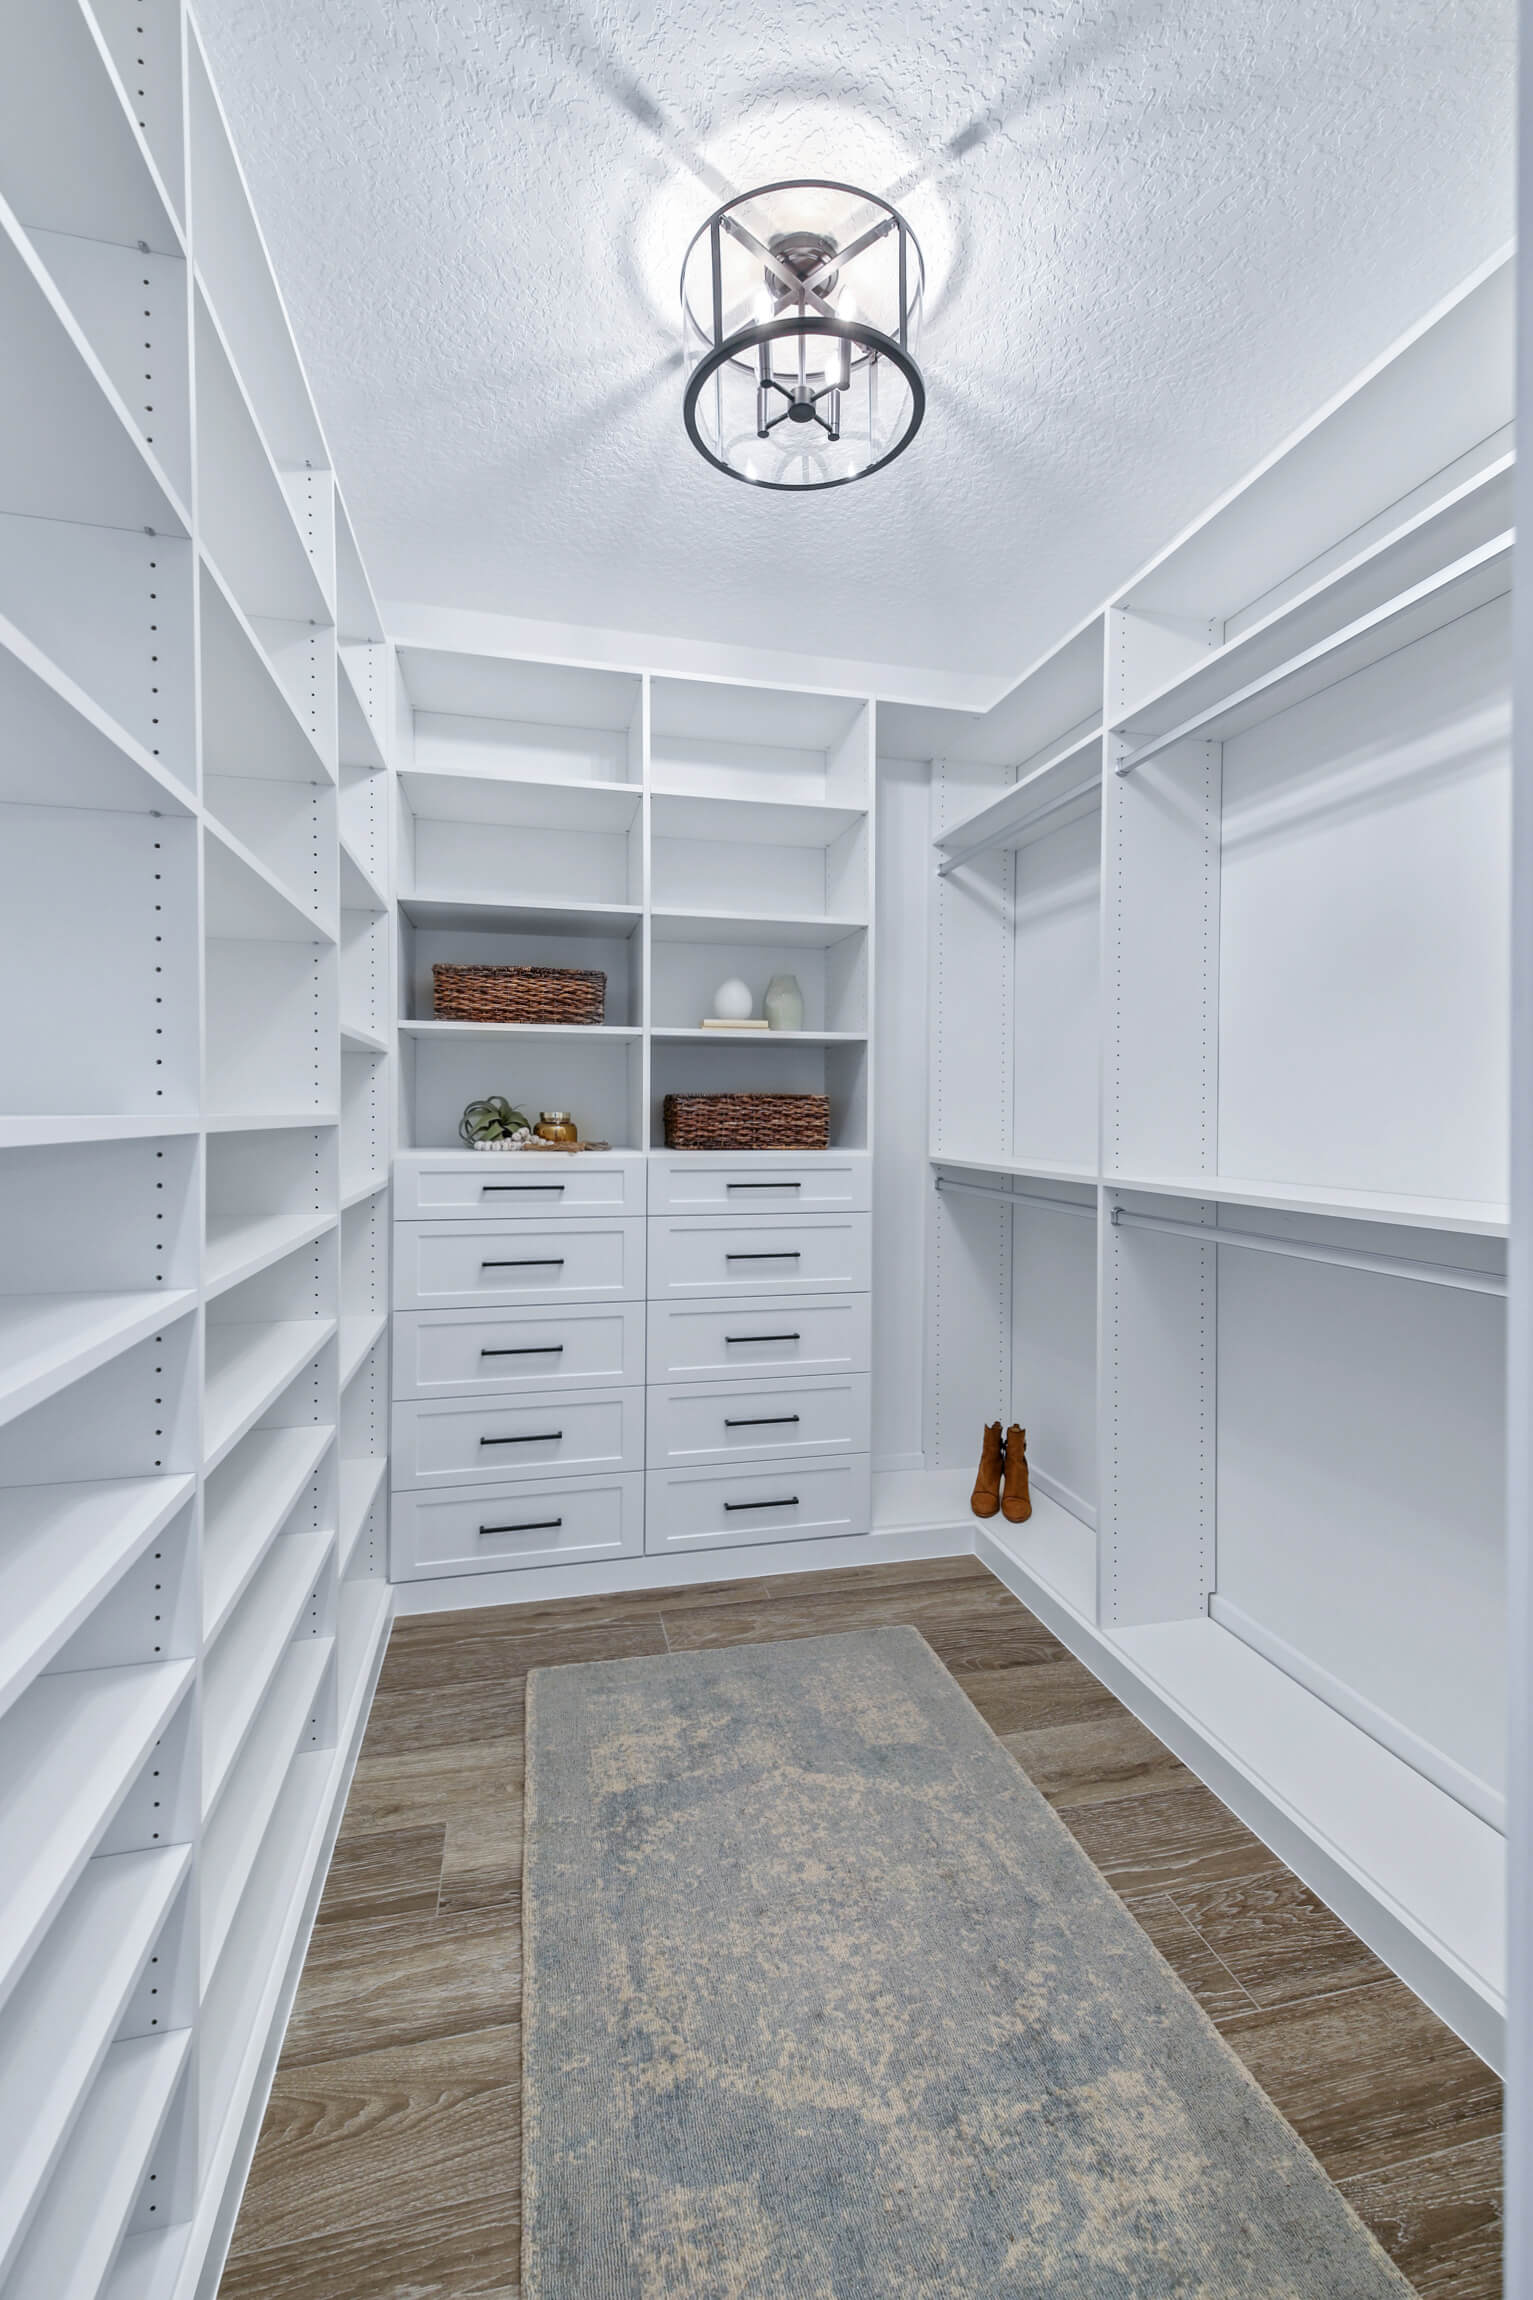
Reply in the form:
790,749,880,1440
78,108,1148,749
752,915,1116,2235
971,1422,1004,1518
1002,1425,1032,1523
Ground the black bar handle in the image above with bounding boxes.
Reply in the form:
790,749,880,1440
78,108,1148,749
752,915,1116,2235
480,1343,564,1356
724,1331,801,1343
482,1257,565,1267
724,1496,800,1511
723,1414,801,1427
480,1431,563,1445
482,1182,564,1193
726,1180,801,1190
726,1250,801,1260
479,1518,563,1536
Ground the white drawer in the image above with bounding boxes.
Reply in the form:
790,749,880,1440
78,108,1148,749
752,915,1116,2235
647,1213,869,1299
647,1374,869,1469
648,1154,869,1214
391,1471,644,1580
393,1217,645,1310
394,1153,645,1220
393,1387,644,1488
393,1304,645,1399
645,1455,870,1557
646,1293,871,1382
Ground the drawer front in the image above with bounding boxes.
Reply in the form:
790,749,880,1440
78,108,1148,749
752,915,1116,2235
647,1374,869,1470
393,1305,645,1399
648,1155,869,1215
393,1218,645,1310
393,1388,644,1488
646,1293,871,1383
391,1472,644,1579
647,1214,869,1299
645,1455,871,1557
394,1155,645,1220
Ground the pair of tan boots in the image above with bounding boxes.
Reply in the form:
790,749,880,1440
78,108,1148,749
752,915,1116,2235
971,1422,1031,1523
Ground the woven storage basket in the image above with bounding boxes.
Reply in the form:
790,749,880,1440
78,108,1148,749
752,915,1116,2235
432,964,605,1026
663,1092,830,1152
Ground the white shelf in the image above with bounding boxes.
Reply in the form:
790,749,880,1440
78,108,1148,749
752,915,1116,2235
1104,1171,1509,1239
0,611,194,817
3,2024,191,2300
650,791,866,844
0,1474,196,1720
337,1575,393,1717
204,1209,335,1300
0,1843,190,2281
1114,452,1515,743
200,1634,332,1981
203,1424,336,1643
338,1455,387,1578
199,555,332,787
2,0,185,256
934,726,1103,869
1115,532,1514,772
203,1319,336,1474
399,1019,642,1044
103,2225,190,2300
399,765,642,833
193,277,330,628
205,1110,339,1135
0,1290,198,1432
339,1020,388,1056
650,910,867,948
341,1172,390,1210
0,1660,194,2017
652,1028,868,1045
338,650,388,771
203,818,335,946
339,1310,387,1389
399,892,642,936
931,1152,1100,1188
203,1526,334,1818
0,1117,199,1150
977,1488,1099,1620
339,839,387,914
0,190,190,538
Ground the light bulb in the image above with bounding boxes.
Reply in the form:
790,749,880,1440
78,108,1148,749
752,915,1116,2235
839,289,856,324
754,287,774,322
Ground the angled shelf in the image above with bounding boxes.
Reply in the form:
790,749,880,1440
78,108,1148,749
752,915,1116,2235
339,839,388,914
0,190,190,537
338,652,387,770
0,1843,190,2284
0,1118,199,1150
193,276,331,629
0,1474,197,1720
1115,533,1514,774
200,1634,333,1981
0,611,194,816
0,1660,195,2019
399,765,642,834
934,726,1103,872
203,1424,336,1643
203,817,336,946
1103,1171,1510,1239
199,554,333,787
337,1575,393,1715
1,0,184,256
341,1173,390,1211
1112,453,1515,745
202,1525,334,1818
339,1310,388,1390
338,1456,388,1579
0,1289,197,1432
205,1111,340,1135
204,1210,336,1301
339,1021,389,1057
203,1318,336,1474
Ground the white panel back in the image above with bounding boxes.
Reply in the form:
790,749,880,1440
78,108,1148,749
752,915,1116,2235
1011,808,1101,1170
1010,1201,1098,1520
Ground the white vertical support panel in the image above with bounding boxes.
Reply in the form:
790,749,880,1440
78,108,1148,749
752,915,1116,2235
872,741,930,1471
639,673,654,1149
1505,39,1533,2287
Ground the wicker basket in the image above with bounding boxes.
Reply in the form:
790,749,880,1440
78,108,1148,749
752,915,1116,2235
663,1092,830,1152
432,964,605,1026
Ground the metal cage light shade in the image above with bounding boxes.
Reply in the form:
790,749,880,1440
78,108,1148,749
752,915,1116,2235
681,180,925,490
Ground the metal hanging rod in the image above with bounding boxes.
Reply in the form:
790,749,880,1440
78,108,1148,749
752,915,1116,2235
936,773,1101,876
1110,1205,1506,1297
935,1174,1096,1220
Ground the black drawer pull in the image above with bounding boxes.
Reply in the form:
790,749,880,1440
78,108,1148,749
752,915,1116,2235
480,1343,564,1356
726,1180,801,1190
482,1257,565,1267
724,1414,801,1427
724,1331,801,1344
480,1431,563,1445
724,1496,800,1511
726,1250,801,1260
479,1518,562,1536
482,1182,564,1193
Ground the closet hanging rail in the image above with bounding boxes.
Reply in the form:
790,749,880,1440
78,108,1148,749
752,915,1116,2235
1109,1205,1506,1296
935,771,1101,875
935,1175,1096,1220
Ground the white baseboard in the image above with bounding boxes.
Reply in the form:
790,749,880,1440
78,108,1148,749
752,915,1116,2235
1029,1466,1097,1529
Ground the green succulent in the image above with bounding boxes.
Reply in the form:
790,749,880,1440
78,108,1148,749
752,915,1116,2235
459,1095,533,1143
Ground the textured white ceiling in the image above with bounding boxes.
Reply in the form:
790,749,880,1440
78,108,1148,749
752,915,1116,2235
197,0,1513,687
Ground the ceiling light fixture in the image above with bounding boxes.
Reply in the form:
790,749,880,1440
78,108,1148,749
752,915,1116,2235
681,179,925,490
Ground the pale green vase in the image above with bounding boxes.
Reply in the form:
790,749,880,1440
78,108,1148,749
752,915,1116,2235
763,973,805,1032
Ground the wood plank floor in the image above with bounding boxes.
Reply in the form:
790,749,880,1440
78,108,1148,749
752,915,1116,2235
220,1557,1503,2299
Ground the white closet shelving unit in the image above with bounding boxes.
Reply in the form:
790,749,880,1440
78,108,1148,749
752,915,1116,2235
889,248,1514,2070
392,657,874,1154
0,8,395,2295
